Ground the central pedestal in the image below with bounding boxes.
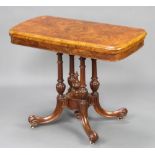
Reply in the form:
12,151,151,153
28,53,128,144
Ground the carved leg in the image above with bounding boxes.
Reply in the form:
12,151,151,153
78,57,98,143
28,53,66,128
67,55,75,93
90,59,128,119
79,57,88,99
67,55,80,119
80,100,98,144
56,53,66,99
28,101,63,128
93,100,128,119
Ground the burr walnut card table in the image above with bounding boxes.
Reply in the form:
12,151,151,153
9,16,147,144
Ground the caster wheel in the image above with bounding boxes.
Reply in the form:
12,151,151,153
74,110,81,119
118,116,123,120
90,140,95,144
89,131,98,144
31,125,35,128
116,108,128,120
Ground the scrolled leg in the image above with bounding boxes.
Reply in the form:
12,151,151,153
93,100,128,119
28,101,63,128
28,53,66,128
90,58,128,119
80,101,98,144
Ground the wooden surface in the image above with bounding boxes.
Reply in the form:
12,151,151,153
9,16,147,61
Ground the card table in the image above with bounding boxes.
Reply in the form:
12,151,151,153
9,16,147,144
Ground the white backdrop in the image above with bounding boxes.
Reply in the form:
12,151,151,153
0,7,155,147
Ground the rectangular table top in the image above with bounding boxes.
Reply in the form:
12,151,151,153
9,16,147,61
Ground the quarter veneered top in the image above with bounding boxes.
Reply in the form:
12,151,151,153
9,16,147,61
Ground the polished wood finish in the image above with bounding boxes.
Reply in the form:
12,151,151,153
89,59,128,119
9,16,147,61
56,53,66,98
9,16,147,143
67,55,75,93
28,54,127,143
90,59,100,96
28,53,66,127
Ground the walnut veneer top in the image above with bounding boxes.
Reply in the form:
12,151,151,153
9,16,147,61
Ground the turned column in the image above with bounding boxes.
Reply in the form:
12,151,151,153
79,57,88,99
56,53,66,98
79,57,98,143
67,55,75,93
90,59,100,96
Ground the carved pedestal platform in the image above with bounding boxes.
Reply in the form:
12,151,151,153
28,53,128,144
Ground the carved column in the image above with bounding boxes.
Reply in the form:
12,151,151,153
56,53,66,98
79,57,88,99
90,59,100,96
67,55,75,93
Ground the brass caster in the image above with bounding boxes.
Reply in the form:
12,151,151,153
89,131,98,144
30,122,38,128
30,125,35,129
90,140,95,144
118,116,123,120
74,110,81,119
116,108,128,120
